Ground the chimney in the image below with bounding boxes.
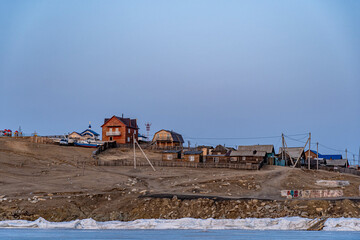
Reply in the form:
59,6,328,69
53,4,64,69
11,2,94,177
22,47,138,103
122,113,124,118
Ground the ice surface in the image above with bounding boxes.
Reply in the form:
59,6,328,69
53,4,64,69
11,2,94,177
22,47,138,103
0,217,359,231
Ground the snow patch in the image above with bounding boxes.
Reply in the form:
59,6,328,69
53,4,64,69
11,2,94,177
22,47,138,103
0,217,359,231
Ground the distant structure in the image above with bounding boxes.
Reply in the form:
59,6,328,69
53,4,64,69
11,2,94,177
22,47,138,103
145,122,151,137
101,115,138,144
68,122,100,141
152,129,184,149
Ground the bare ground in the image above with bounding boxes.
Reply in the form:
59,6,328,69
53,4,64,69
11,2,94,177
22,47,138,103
1,138,360,221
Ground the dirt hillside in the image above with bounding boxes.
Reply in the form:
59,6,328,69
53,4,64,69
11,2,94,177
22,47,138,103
1,138,360,221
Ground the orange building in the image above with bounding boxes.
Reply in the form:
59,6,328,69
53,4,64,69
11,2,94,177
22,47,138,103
101,115,138,144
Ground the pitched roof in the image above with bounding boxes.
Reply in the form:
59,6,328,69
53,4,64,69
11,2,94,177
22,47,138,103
237,145,274,153
162,150,181,153
154,129,184,143
279,147,304,159
102,116,138,129
302,150,342,160
213,145,229,152
319,154,343,160
80,129,99,136
169,130,184,143
184,150,203,155
326,159,348,166
230,150,266,157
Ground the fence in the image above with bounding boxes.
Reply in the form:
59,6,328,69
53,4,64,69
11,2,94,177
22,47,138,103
97,159,263,170
92,141,117,156
319,166,360,176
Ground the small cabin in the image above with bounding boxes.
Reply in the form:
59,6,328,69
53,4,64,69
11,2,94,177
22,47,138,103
206,145,232,163
183,150,203,163
162,150,182,161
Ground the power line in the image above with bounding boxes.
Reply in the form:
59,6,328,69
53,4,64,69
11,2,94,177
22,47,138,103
185,133,309,140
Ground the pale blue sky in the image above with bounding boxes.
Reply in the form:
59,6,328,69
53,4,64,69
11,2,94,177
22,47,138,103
0,0,359,161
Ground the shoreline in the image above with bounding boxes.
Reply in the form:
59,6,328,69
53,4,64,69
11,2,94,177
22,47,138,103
1,216,360,231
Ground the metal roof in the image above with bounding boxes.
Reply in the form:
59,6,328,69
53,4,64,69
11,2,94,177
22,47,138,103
230,150,266,157
326,159,348,166
237,145,274,153
184,150,203,155
162,150,181,153
279,147,304,159
80,129,99,136
319,154,343,160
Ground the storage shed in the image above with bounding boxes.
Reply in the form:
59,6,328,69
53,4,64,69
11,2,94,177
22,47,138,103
183,150,203,163
162,150,182,161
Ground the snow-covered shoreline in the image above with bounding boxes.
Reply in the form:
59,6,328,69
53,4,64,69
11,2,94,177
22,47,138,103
0,217,360,231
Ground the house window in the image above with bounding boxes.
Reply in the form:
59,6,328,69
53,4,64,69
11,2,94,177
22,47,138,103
189,156,195,162
230,157,237,162
128,129,130,134
242,156,246,161
110,137,113,141
214,157,219,163
127,137,130,142
167,155,173,160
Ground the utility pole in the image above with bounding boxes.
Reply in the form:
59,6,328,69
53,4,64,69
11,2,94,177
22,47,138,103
133,133,136,169
282,133,285,166
308,132,311,170
353,154,355,166
316,142,319,170
345,148,348,168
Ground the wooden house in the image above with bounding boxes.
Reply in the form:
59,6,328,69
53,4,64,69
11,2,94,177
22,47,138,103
162,150,182,161
326,159,349,168
229,149,266,164
237,145,275,164
183,150,203,163
197,145,214,156
152,130,184,149
206,145,232,163
101,115,138,144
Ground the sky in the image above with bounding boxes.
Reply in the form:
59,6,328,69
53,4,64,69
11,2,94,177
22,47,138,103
0,0,359,162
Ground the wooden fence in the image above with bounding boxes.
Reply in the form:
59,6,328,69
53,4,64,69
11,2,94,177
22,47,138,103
97,159,263,170
319,166,360,176
92,141,117,156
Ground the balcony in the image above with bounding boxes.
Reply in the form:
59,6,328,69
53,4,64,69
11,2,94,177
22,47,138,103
106,131,121,136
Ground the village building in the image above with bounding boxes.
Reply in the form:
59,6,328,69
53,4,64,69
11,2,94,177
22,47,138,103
304,150,343,161
326,159,349,168
237,145,275,164
138,133,149,143
68,131,83,141
183,150,203,162
162,150,182,161
101,115,138,144
152,130,184,149
197,145,214,156
68,123,100,141
229,146,268,169
278,147,306,166
206,145,232,163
